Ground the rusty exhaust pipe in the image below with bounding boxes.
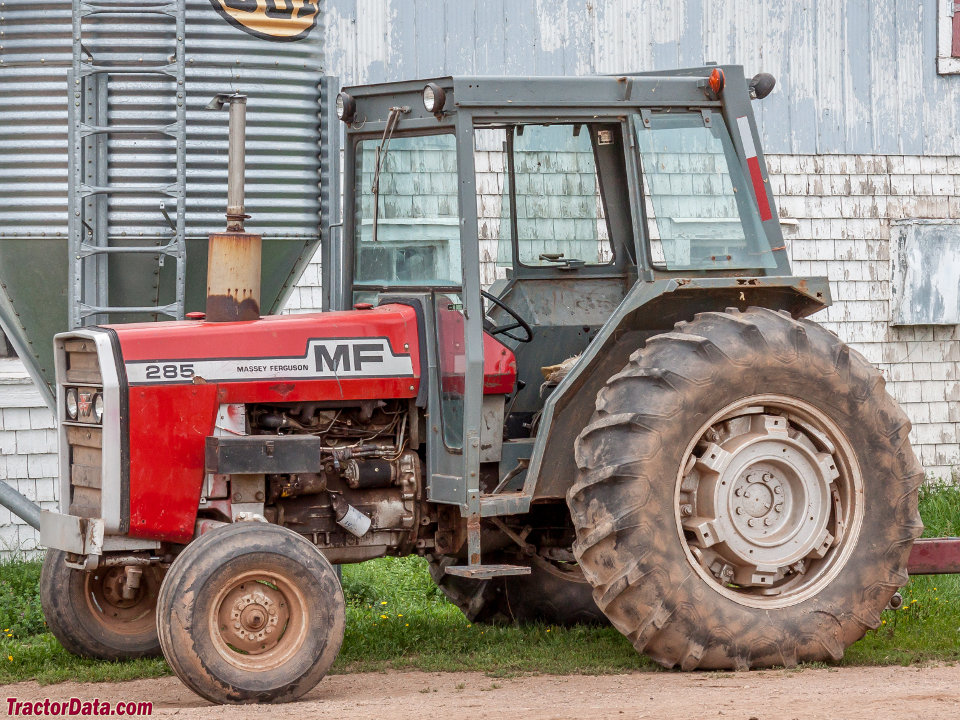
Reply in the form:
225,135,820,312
204,92,261,322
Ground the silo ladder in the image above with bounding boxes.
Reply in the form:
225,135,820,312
67,0,187,327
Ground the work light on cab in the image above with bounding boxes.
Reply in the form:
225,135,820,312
423,82,446,114
65,388,78,420
336,92,356,123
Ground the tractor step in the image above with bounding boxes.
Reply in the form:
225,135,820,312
479,492,530,517
443,564,532,579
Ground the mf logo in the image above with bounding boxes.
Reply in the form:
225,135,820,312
209,0,319,42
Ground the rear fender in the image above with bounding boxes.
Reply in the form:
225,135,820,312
523,276,830,500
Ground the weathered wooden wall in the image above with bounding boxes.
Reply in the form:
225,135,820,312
324,0,954,156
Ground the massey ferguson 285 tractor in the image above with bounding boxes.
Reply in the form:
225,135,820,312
36,67,923,704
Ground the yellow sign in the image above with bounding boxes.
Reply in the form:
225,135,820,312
209,0,319,42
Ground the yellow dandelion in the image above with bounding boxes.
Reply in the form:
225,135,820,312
7,656,11,662
398,614,403,617
467,624,471,628
546,628,551,633
405,623,409,627
881,620,886,625
381,601,388,605
380,614,388,619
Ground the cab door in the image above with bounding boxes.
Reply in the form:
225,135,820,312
425,115,485,523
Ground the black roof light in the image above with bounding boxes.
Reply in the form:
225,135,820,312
336,92,356,123
422,82,446,115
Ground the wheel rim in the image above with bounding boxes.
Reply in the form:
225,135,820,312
85,566,160,636
210,570,308,671
675,395,863,608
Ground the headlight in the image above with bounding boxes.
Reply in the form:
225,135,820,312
65,388,78,420
93,393,104,423
336,92,356,123
423,82,446,114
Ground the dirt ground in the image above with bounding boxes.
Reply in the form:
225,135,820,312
5,666,960,719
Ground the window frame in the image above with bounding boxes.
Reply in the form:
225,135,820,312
472,119,635,282
937,0,960,74
633,109,778,273
349,127,462,294
502,122,617,270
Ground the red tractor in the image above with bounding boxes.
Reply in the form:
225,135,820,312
38,68,923,703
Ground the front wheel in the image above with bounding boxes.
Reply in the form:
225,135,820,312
156,523,344,704
570,307,923,670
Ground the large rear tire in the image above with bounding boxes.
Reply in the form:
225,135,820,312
156,523,344,704
569,307,923,669
40,549,163,660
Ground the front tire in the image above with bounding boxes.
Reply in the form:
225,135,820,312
156,523,344,704
569,307,923,670
40,549,163,660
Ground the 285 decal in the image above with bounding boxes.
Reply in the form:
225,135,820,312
208,0,320,42
124,338,414,385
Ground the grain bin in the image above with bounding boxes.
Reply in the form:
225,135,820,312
0,1,336,402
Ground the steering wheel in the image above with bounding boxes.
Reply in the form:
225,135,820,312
481,290,534,343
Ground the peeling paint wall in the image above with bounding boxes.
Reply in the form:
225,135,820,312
324,0,959,155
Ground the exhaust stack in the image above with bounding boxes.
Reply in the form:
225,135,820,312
204,93,262,322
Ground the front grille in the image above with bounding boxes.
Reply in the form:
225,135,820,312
67,425,102,517
64,339,102,385
63,340,103,519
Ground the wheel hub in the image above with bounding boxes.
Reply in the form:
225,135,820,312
219,583,288,654
681,411,840,588
100,567,142,610
87,565,160,631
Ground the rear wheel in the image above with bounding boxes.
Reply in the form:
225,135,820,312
570,307,923,669
156,523,344,704
40,549,163,660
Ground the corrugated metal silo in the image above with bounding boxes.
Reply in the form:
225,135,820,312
0,0,333,400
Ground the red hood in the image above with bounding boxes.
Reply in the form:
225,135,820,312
110,304,423,404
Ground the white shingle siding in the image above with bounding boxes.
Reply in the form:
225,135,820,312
0,359,58,558
3,152,960,558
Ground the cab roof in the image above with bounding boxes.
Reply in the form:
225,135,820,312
341,65,750,129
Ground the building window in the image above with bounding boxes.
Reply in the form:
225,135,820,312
938,0,960,73
890,220,960,325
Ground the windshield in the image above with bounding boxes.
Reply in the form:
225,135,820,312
634,112,776,270
353,133,460,286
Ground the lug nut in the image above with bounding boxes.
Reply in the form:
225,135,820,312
763,517,772,526
748,518,757,527
735,507,743,515
774,486,782,495
680,504,693,517
734,488,743,497
774,503,783,512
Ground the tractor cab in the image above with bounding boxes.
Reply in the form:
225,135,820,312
329,69,827,574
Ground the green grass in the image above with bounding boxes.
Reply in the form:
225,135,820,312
1,481,959,685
